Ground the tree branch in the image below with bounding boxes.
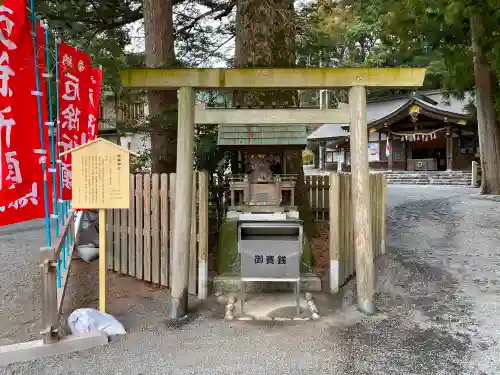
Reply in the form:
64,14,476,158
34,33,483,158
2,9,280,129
194,35,234,66
44,0,235,32
176,3,234,37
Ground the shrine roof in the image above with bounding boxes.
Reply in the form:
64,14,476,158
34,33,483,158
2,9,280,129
307,124,349,140
217,124,307,146
307,90,473,141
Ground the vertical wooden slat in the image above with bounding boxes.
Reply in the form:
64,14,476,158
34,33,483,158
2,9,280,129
351,174,357,277
188,172,197,295
169,173,176,286
376,175,380,254
160,173,169,286
329,172,340,293
338,175,343,285
324,174,330,220
371,175,376,256
381,176,387,255
340,174,347,284
143,174,152,282
345,174,351,280
113,209,121,272
378,175,383,255
317,176,323,220
350,174,355,277
98,209,107,313
376,174,380,256
135,174,144,279
120,208,128,275
128,175,136,277
151,173,161,284
307,176,312,215
198,171,209,299
106,209,113,270
313,176,319,220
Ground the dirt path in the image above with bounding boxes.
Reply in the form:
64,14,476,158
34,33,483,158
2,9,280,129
2,186,500,374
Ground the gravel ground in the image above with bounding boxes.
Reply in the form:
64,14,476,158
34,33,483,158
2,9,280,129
0,220,46,346
2,186,500,374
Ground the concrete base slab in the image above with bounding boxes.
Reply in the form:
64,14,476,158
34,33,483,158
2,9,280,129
213,273,322,294
231,293,316,321
0,332,109,366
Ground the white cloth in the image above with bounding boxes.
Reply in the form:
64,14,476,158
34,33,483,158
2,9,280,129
68,308,126,336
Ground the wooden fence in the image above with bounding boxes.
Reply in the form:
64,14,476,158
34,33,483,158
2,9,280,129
304,175,330,221
329,173,387,290
105,172,209,296
104,171,385,297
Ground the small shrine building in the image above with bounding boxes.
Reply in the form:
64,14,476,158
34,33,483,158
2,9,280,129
308,90,477,172
218,123,307,208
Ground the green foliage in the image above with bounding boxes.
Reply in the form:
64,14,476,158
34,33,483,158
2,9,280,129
381,0,500,116
37,0,235,178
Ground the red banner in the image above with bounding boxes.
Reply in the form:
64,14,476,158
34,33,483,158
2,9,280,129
88,67,102,141
0,1,51,226
57,42,91,200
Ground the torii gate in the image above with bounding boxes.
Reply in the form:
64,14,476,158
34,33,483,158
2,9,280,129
120,67,426,318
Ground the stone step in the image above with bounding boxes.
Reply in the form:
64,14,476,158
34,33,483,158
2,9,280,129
385,174,472,178
386,176,470,179
387,180,470,185
383,171,472,186
388,180,472,183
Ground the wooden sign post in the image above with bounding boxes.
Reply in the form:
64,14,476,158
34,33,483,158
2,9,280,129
61,138,137,313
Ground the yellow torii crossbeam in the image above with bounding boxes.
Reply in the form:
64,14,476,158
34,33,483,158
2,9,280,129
120,67,425,89
120,67,426,318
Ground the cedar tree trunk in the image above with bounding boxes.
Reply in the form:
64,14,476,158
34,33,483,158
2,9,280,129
143,0,178,173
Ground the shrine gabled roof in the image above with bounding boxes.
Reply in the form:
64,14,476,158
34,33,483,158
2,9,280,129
217,124,307,146
307,124,349,140
307,90,474,140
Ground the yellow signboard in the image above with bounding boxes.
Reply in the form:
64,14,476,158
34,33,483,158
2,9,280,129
60,138,137,313
61,138,136,209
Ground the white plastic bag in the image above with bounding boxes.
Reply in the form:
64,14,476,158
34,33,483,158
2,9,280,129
77,244,99,262
68,308,126,336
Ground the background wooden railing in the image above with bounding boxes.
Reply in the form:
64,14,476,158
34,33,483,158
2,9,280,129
304,175,330,221
40,206,75,344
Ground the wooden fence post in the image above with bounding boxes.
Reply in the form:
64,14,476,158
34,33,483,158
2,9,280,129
40,247,58,344
170,86,196,319
189,172,197,295
380,176,387,255
151,173,161,284
169,173,176,287
329,173,340,294
99,209,107,313
160,173,169,286
349,85,376,315
471,161,478,186
198,171,209,300
128,174,136,278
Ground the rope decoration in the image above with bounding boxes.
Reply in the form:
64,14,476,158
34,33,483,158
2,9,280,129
389,127,448,142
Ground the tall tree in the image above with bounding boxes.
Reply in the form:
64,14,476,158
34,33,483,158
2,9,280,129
143,0,178,173
382,0,500,193
234,0,316,237
470,12,500,194
40,0,235,173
